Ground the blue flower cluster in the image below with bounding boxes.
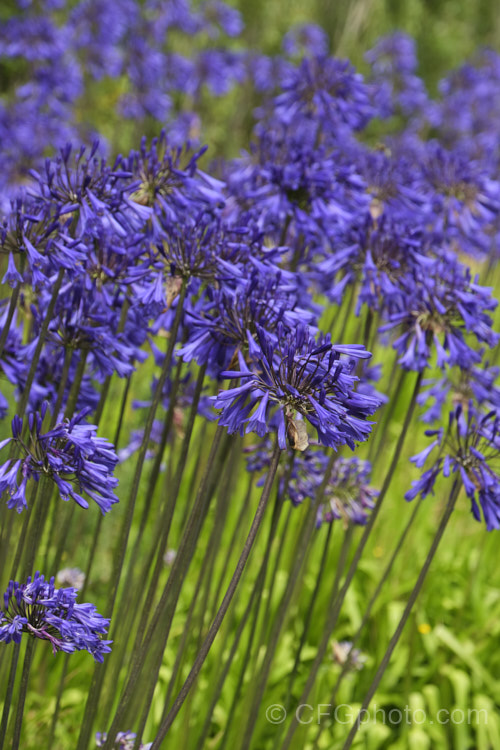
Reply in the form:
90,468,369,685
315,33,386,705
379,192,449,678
246,439,377,526
0,572,111,661
96,731,151,749
0,0,246,198
406,404,500,530
216,325,379,450
0,404,118,514
0,23,497,530
316,457,378,527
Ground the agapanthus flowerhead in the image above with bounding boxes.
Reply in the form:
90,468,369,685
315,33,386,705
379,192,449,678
434,51,500,155
95,731,152,749
178,260,317,371
332,640,367,671
245,439,377,523
39,278,138,379
274,55,374,133
0,310,27,396
366,32,430,119
0,572,111,661
215,324,379,450
415,141,500,257
224,123,368,251
199,1,244,38
317,456,378,526
380,253,498,371
417,363,500,424
316,214,425,313
124,131,225,218
406,403,500,530
282,23,329,59
0,403,119,513
29,141,146,240
133,213,247,307
0,195,58,286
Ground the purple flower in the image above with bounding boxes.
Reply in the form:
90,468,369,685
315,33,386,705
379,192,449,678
380,253,498,371
366,33,430,119
282,24,329,58
317,457,378,526
434,50,500,156
28,142,142,241
2,253,23,287
178,260,318,371
274,55,374,132
414,141,500,258
1,404,119,513
95,730,152,749
0,310,27,395
215,324,379,450
200,1,243,38
245,438,377,523
224,121,368,256
406,403,500,530
417,363,500,424
316,214,425,315
0,572,111,661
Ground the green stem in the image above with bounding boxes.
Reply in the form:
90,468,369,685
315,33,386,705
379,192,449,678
17,267,64,418
193,442,237,650
0,644,20,750
76,281,188,750
21,477,52,579
7,483,39,583
11,638,35,750
368,367,407,463
93,300,130,427
285,522,334,708
46,655,70,748
207,475,253,623
102,365,207,715
312,496,423,748
335,282,356,343
341,481,460,750
195,482,284,750
271,524,354,750
255,453,296,645
0,279,22,361
49,347,74,428
63,349,88,419
49,504,75,573
101,426,228,750
240,451,338,750
150,440,282,747
153,449,240,736
280,370,424,750
133,353,185,544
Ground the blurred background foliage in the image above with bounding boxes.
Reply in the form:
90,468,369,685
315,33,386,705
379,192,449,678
244,0,500,88
3,0,500,159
